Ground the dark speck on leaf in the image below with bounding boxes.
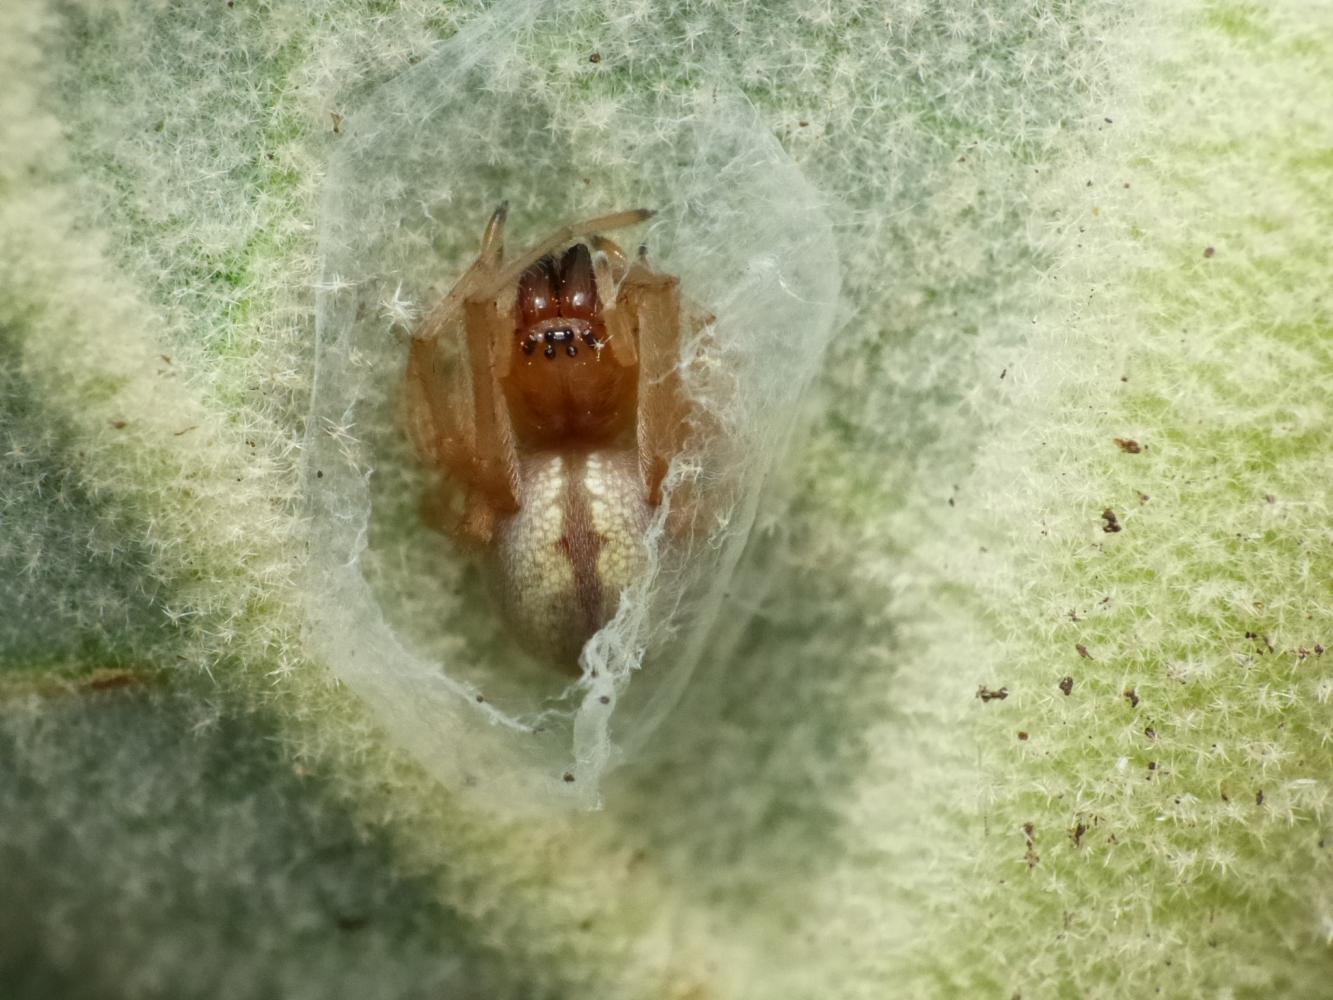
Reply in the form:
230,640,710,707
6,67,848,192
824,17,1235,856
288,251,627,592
1203,245,1216,258
1113,437,1142,453
1123,687,1140,708
1256,789,1265,806
1059,676,1074,696
1076,643,1094,660
589,52,601,63
976,685,1009,703
1101,508,1122,533
562,772,575,783
1022,823,1039,868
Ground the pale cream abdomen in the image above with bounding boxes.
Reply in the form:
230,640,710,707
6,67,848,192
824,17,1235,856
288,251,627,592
492,449,651,667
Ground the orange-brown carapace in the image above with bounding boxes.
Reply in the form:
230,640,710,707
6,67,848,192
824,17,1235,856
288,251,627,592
405,206,692,669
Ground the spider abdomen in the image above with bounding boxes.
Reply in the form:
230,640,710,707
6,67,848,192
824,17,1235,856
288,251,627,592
492,449,650,668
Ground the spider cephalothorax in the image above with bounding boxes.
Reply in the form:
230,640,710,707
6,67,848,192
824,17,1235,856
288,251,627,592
405,206,694,669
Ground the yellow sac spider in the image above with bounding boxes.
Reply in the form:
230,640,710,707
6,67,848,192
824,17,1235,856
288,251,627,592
405,205,698,670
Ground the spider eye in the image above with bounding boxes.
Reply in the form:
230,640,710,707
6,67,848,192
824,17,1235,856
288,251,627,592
517,256,559,325
558,243,598,318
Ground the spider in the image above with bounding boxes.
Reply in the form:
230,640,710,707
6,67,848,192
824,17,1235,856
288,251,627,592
404,205,694,670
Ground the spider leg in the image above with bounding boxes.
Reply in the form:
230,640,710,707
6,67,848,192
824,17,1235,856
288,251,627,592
600,294,639,369
478,200,507,265
412,202,508,344
405,336,467,471
625,268,690,506
461,297,521,517
404,204,521,544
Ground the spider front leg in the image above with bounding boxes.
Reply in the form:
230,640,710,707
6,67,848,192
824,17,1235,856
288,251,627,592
405,205,522,544
624,268,690,507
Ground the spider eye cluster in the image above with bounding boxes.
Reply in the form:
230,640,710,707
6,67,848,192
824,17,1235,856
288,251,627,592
522,326,603,359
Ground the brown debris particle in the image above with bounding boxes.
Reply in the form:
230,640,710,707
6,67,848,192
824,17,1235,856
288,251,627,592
588,52,601,63
1245,631,1276,653
1123,687,1140,708
1101,508,1122,533
1022,823,1039,869
1256,789,1265,806
1017,731,1029,741
1058,675,1075,696
1069,820,1089,847
1145,726,1157,740
85,670,143,692
109,419,128,429
1316,644,1326,656
562,772,575,783
1203,245,1216,258
1113,437,1142,453
330,111,344,134
976,685,1009,702
1076,643,1095,660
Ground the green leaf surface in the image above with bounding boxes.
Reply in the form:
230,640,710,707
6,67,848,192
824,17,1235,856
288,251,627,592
1,1,1328,997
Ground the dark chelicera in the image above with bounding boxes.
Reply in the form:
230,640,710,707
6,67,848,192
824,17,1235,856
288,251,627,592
517,244,605,360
